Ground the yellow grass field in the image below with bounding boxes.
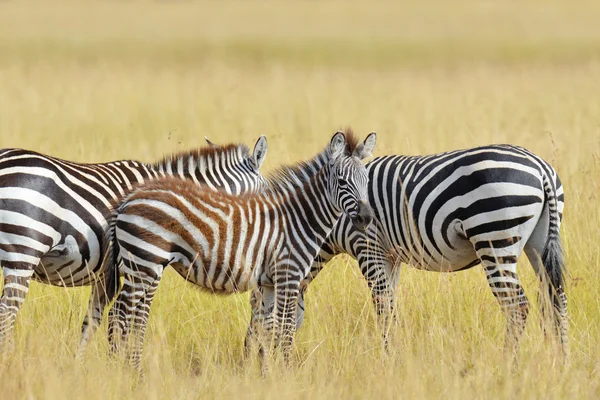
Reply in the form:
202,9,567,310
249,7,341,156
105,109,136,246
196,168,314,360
1,1,599,398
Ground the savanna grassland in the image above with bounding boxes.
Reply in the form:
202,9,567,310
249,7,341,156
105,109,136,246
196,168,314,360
0,1,599,399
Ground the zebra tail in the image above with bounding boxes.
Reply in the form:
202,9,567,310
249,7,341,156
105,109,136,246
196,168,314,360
541,173,565,302
103,208,121,302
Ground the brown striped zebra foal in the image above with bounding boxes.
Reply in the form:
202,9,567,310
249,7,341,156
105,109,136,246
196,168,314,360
106,130,377,371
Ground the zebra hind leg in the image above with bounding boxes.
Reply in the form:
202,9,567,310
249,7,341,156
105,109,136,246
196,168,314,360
0,265,35,354
472,237,529,361
272,271,301,366
107,261,151,364
127,266,164,375
78,280,115,359
524,237,569,361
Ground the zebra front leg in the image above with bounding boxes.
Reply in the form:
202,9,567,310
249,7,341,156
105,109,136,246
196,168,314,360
0,265,35,354
294,258,325,331
247,267,316,356
357,247,399,349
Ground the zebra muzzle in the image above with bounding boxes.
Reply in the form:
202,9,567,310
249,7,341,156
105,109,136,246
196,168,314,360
351,201,374,231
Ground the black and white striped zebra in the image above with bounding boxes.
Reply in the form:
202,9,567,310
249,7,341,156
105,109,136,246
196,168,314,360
249,144,568,358
106,131,376,370
0,136,268,353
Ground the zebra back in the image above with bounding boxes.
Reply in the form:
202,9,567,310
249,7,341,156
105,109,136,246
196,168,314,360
0,137,268,287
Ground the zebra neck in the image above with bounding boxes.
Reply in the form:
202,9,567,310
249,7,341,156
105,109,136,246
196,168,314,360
146,147,248,182
296,148,329,181
277,165,342,249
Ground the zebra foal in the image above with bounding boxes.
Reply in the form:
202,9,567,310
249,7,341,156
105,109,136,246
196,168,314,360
250,144,568,359
106,130,376,370
0,136,268,353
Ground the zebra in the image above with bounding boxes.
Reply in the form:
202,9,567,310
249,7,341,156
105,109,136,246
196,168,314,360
248,144,568,359
106,130,376,370
0,136,268,354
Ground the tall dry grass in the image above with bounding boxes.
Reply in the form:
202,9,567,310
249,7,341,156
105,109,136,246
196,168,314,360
0,1,599,399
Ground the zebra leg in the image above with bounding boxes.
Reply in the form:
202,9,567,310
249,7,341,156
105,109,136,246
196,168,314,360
0,265,35,353
244,289,262,357
245,286,274,364
524,232,568,359
472,239,529,358
80,246,121,358
108,262,149,359
245,255,328,357
356,243,399,348
78,281,111,358
128,275,162,373
524,241,553,339
108,285,130,356
295,257,326,331
272,270,301,364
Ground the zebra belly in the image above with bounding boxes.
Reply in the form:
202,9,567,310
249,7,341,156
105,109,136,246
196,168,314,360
407,246,480,272
171,257,262,294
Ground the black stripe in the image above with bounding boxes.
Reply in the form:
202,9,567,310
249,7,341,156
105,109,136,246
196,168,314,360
474,236,521,250
480,255,519,264
424,168,542,255
465,215,534,238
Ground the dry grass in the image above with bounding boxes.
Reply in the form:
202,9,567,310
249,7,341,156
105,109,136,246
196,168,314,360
0,1,599,399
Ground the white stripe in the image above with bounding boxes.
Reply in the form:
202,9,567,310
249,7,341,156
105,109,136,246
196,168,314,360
0,153,120,200
3,282,29,291
116,218,195,262
120,199,210,255
0,188,100,268
0,210,61,243
0,232,51,253
0,167,111,219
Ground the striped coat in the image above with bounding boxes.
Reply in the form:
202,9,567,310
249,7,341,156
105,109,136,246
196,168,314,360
0,136,268,352
250,144,568,358
106,131,376,371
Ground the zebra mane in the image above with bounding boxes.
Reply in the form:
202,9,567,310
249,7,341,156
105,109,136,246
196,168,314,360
264,150,329,194
342,128,361,156
148,143,251,174
264,129,360,194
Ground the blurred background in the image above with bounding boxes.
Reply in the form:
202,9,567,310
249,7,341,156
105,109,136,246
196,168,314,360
0,1,599,399
2,1,600,165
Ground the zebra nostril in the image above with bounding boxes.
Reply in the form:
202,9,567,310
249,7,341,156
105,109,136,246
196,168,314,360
351,211,372,231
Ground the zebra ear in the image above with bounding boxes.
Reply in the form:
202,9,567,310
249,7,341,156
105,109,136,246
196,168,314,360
252,135,268,170
329,131,346,160
204,136,221,148
354,131,376,160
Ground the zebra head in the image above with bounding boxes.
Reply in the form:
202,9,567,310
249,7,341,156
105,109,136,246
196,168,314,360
212,135,269,193
327,131,376,231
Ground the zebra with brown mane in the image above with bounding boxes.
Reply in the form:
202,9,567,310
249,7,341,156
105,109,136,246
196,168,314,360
106,130,376,370
0,136,268,354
